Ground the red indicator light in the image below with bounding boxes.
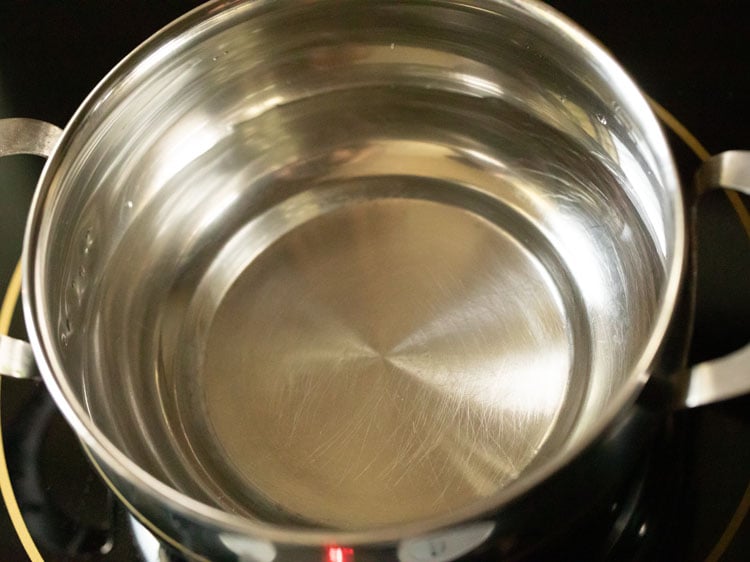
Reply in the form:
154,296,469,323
325,546,354,562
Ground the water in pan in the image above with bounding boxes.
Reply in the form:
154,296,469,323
81,85,662,529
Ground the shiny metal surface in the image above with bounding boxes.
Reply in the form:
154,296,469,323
196,195,585,528
17,0,686,553
57,57,666,528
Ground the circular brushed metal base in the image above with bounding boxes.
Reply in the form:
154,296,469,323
191,195,587,528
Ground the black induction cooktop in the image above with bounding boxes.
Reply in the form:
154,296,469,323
0,2,748,561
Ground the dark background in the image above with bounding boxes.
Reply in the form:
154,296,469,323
0,1,748,560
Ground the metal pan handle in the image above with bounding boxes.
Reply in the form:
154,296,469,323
683,150,750,408
0,118,61,380
1,117,117,559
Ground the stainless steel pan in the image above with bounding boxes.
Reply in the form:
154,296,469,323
0,0,748,560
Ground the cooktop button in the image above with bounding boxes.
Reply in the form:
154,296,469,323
397,522,495,562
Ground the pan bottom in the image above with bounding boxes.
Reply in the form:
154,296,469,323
186,192,588,528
